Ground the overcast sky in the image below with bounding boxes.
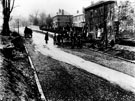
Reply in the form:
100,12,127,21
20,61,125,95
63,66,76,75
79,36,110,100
0,0,134,27
0,0,135,20
11,0,98,17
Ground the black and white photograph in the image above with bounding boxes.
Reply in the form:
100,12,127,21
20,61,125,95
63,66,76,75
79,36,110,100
0,0,135,100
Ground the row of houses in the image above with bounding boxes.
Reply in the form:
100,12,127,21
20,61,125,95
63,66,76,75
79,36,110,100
52,9,85,29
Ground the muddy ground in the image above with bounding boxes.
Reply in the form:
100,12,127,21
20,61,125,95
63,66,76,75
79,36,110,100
25,39,135,101
61,47,135,77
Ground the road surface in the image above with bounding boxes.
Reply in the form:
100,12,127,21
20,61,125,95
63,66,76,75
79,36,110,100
19,26,135,94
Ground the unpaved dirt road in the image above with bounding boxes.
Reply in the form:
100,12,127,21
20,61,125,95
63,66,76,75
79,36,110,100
20,26,135,101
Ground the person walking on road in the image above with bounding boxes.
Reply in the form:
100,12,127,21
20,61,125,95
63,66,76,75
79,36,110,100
53,32,57,45
45,31,49,44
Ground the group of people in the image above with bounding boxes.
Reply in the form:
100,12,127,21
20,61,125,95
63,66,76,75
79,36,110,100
24,26,88,48
24,26,49,45
52,26,88,48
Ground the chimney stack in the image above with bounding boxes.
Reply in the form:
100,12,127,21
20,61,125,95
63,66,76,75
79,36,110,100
62,9,64,15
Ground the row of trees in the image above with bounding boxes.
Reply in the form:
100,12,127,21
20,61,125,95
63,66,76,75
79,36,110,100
28,11,53,27
118,1,135,32
11,11,53,29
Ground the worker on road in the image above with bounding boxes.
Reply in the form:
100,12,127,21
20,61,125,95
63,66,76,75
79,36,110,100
45,31,49,44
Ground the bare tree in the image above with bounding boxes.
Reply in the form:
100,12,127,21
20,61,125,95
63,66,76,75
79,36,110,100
118,1,134,31
21,18,29,27
1,0,15,35
11,16,29,28
29,10,39,25
46,14,53,28
39,12,46,26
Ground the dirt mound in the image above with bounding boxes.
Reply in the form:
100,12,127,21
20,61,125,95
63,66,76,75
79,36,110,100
116,49,135,60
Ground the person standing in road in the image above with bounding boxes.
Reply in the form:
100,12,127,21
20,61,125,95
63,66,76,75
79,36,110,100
45,31,49,44
53,32,57,45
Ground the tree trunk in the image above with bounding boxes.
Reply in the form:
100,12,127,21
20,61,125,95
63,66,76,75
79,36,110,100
2,15,10,36
1,0,11,36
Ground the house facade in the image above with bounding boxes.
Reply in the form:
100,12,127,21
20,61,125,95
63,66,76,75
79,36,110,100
53,15,72,28
53,9,72,29
72,14,85,28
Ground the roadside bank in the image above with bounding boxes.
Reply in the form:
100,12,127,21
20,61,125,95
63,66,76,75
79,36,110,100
0,32,41,100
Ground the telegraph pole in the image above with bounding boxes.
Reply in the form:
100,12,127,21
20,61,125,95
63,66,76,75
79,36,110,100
18,19,19,33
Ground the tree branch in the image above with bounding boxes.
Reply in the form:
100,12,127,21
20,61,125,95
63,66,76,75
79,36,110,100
8,0,10,10
1,0,5,8
10,0,15,13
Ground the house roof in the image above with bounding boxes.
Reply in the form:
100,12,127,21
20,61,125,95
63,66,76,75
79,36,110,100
73,14,84,18
85,0,116,11
53,15,73,19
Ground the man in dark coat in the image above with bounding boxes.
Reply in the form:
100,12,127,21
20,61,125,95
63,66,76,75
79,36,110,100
45,31,49,44
53,32,57,45
24,26,33,38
